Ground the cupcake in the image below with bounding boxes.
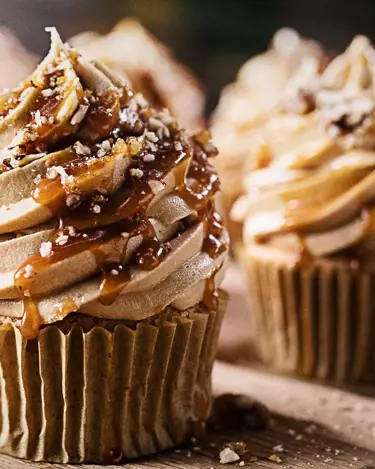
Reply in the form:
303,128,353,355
0,27,229,462
71,18,205,132
233,36,375,383
212,28,325,251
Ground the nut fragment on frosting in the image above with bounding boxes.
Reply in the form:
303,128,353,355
233,36,375,260
0,27,228,339
70,18,204,131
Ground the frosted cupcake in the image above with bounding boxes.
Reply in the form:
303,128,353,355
71,18,205,132
212,29,324,250
233,36,375,383
0,28,228,462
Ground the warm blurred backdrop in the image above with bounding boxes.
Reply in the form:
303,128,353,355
1,0,375,112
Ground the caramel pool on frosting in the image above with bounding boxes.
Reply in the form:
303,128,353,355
0,28,228,339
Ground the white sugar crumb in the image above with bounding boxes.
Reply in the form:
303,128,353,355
146,141,158,152
42,88,54,97
119,100,138,126
148,180,164,194
70,104,89,125
143,153,155,162
145,131,159,143
74,141,91,156
121,232,129,239
134,93,148,108
40,241,53,258
273,444,285,453
34,110,44,127
96,139,112,157
24,264,36,279
48,166,71,184
46,166,58,180
220,448,240,464
158,109,173,125
239,462,245,467
67,226,76,236
174,141,183,151
92,204,101,214
130,168,144,178
55,234,69,246
110,269,119,276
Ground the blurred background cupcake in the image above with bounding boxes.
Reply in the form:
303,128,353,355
211,29,325,250
233,36,375,383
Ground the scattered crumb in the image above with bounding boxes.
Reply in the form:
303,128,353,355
24,264,36,279
130,168,144,178
273,444,285,453
269,454,283,463
220,447,240,464
145,131,158,143
40,241,53,258
134,93,148,108
55,234,69,246
143,153,155,162
67,226,76,236
74,141,91,156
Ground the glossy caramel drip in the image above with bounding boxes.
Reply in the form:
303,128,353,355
14,264,42,340
203,271,219,310
296,233,314,266
13,71,226,337
19,297,42,340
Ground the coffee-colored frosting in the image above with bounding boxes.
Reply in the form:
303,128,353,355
0,28,228,338
233,36,375,261
71,18,204,132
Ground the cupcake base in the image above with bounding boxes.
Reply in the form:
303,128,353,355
0,290,227,463
243,244,375,384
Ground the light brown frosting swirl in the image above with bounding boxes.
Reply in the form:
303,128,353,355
233,36,375,261
0,28,228,338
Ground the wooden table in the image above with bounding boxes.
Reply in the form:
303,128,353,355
2,262,375,468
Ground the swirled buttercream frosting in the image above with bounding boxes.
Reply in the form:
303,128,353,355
0,28,228,338
233,36,375,262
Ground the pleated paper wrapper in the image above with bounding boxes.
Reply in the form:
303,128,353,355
243,245,375,384
0,290,227,463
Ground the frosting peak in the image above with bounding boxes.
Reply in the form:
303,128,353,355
0,28,228,338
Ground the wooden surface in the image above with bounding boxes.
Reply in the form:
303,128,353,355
1,262,375,468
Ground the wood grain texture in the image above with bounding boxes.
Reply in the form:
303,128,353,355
0,410,373,468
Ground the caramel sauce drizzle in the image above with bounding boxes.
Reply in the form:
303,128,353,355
12,79,226,338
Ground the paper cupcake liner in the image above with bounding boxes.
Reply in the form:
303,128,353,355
243,245,375,383
0,290,227,463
